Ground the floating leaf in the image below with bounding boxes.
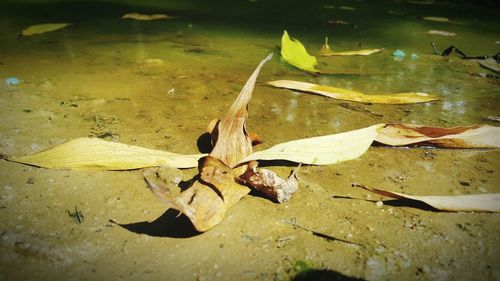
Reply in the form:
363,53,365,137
241,124,384,165
353,183,500,212
375,123,500,148
7,138,204,170
20,23,71,36
281,30,318,72
420,16,451,22
122,13,176,21
477,58,500,73
428,30,456,36
319,37,384,56
267,80,439,104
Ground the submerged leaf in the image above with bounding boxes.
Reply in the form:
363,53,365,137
122,13,176,21
375,123,500,148
242,124,383,165
428,30,456,36
319,37,384,56
353,183,500,212
281,30,318,72
21,23,71,36
420,16,451,22
267,80,439,104
7,138,203,170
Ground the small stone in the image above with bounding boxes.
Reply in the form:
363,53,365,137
375,201,384,207
459,181,470,187
392,49,405,58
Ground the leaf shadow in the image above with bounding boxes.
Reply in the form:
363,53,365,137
110,209,201,238
293,269,365,281
332,196,438,212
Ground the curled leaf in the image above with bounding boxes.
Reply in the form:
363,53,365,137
353,183,500,212
7,138,203,170
375,123,500,148
242,124,383,165
145,54,273,231
144,157,249,232
122,13,176,20
20,23,71,36
267,80,439,104
281,30,318,72
319,37,384,56
240,161,300,203
210,53,273,168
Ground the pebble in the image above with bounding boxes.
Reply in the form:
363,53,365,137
375,201,384,207
392,49,405,58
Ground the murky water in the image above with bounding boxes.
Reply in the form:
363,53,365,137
1,0,499,280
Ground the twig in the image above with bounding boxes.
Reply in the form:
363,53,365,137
283,220,364,247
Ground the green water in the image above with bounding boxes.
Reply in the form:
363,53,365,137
1,1,498,151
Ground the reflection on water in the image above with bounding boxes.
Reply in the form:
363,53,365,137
0,0,498,154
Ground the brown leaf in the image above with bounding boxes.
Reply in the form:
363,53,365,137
145,54,273,231
209,53,273,168
144,156,250,232
353,183,500,212
375,123,500,148
240,161,300,203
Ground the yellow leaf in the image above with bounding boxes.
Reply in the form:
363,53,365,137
241,124,384,165
353,183,500,212
7,138,204,170
421,16,450,22
281,30,318,72
122,13,176,21
267,80,440,104
375,123,500,148
319,37,384,56
428,30,456,36
21,23,72,36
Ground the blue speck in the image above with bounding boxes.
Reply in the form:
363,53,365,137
392,49,405,58
5,77,20,86
410,53,418,60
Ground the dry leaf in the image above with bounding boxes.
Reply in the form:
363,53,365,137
267,80,439,104
353,183,500,212
280,30,318,72
375,123,500,148
20,23,71,36
122,13,175,21
210,53,273,168
7,138,203,170
428,30,456,36
319,37,384,56
477,58,500,73
145,54,273,231
240,161,300,203
241,124,384,165
144,156,250,232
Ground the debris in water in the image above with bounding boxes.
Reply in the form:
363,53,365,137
5,77,20,86
67,206,84,224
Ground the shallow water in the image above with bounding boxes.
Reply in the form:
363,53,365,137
0,0,499,280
